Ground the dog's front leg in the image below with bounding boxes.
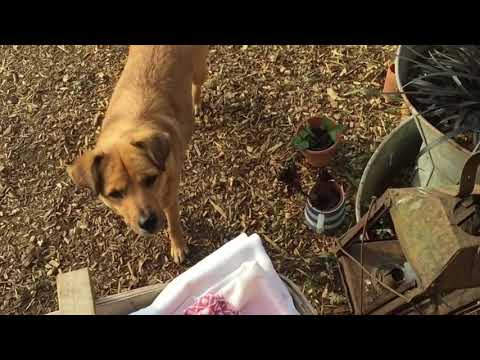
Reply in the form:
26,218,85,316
164,200,189,264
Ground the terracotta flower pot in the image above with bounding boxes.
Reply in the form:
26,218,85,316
383,63,398,103
296,116,342,168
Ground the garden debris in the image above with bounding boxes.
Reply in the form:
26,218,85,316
336,154,480,314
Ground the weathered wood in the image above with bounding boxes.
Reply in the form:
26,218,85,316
48,282,167,315
56,268,96,315
49,270,312,315
94,282,167,315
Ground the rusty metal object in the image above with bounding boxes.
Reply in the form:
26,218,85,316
457,151,480,198
336,152,480,314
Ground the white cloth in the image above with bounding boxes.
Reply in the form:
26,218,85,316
131,233,299,315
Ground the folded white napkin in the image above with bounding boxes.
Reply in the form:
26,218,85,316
131,233,299,315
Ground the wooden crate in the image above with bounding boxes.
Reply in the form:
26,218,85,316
49,267,316,315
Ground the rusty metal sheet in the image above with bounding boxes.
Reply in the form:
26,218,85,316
335,193,390,251
336,153,480,314
338,240,413,314
457,151,480,198
389,188,459,291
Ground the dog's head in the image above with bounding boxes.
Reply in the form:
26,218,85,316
67,129,175,236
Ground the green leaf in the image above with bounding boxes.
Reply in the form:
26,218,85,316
298,128,312,138
293,137,310,150
328,123,345,142
321,117,337,132
304,126,316,137
320,117,344,142
293,126,317,150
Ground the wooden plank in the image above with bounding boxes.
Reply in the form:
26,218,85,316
56,268,96,315
50,274,312,315
95,282,167,315
48,282,167,315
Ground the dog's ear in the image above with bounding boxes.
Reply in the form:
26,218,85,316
67,150,104,196
132,133,170,171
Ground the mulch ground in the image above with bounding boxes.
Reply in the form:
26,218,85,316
0,45,401,314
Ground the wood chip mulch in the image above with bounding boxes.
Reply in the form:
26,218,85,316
0,45,402,314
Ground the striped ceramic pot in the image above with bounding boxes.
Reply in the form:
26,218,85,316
304,181,345,235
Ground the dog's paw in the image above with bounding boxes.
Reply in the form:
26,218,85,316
171,243,190,265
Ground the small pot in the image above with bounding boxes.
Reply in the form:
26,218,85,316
296,117,341,168
304,180,345,235
383,63,398,103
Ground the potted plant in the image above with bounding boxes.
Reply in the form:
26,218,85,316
304,170,345,235
278,164,346,235
293,116,344,168
396,45,480,187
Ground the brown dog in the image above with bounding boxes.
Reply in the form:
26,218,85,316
67,45,209,264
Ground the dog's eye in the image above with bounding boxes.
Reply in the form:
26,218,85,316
108,190,124,199
144,175,157,187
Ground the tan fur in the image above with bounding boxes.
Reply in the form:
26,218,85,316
68,45,209,264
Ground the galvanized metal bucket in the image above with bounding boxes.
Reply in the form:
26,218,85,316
355,117,422,221
395,45,474,188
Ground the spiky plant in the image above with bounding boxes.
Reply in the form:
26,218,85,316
401,45,480,150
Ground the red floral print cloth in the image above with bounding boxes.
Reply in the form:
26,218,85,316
184,293,239,315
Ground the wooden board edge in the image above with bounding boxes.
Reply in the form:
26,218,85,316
48,282,167,315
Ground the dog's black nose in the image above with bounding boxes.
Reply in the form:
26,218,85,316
138,213,157,232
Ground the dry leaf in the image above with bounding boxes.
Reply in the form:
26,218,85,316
209,199,227,219
267,142,283,153
327,87,344,101
3,125,12,136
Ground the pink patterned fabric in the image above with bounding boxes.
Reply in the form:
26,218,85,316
184,293,239,315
